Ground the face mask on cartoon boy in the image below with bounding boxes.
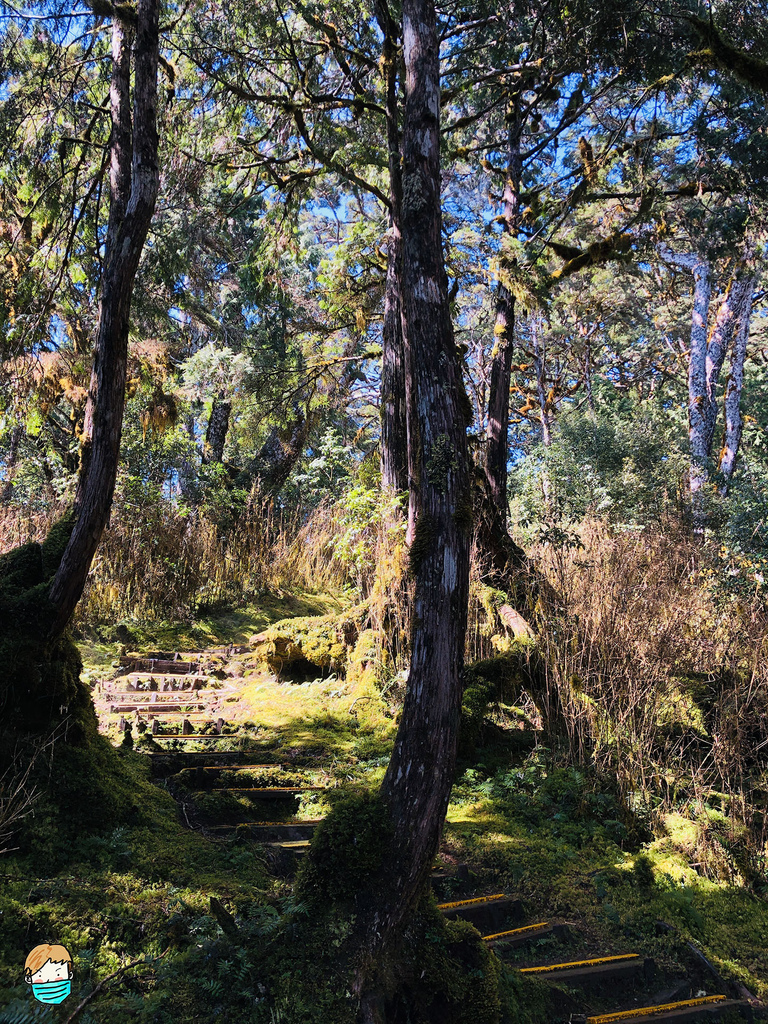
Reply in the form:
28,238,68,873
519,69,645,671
24,943,73,1004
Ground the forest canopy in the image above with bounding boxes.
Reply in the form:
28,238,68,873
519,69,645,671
1,0,768,1020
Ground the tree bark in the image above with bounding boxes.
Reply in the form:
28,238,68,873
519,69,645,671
668,252,758,529
49,0,160,634
377,2,408,495
473,93,536,608
251,407,312,497
355,0,472,999
701,273,755,457
718,275,756,494
1,425,23,503
203,396,232,464
684,256,713,532
532,315,553,449
484,94,522,514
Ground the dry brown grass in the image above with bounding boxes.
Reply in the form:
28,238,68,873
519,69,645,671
525,518,768,883
0,493,328,625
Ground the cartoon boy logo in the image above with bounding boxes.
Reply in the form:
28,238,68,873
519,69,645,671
24,943,73,1004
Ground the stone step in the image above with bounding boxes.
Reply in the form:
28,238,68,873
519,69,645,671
109,703,211,714
183,766,314,788
147,733,244,742
519,954,652,986
208,818,323,826
146,750,249,774
99,689,223,699
584,995,752,1024
211,787,326,797
120,657,198,674
148,751,249,761
438,894,524,932
208,820,322,840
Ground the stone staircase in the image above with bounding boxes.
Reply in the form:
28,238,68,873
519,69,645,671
93,648,249,740
437,894,753,1024
118,647,757,1023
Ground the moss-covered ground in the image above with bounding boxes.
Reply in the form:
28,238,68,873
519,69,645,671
1,594,767,1023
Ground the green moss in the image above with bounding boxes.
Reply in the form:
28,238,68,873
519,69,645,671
374,897,503,1024
657,679,708,735
0,513,97,744
453,488,474,536
409,512,436,576
251,608,364,676
296,790,392,906
426,433,458,493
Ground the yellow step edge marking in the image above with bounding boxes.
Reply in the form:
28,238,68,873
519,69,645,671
438,894,507,910
212,787,326,792
520,954,640,974
586,995,726,1024
277,841,310,848
483,923,549,942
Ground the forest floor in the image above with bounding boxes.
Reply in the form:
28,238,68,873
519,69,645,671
1,592,767,1023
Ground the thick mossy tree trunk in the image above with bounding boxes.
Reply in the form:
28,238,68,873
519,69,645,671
379,0,472,926
0,1,160,744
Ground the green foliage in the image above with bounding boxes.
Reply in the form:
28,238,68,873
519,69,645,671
325,485,404,595
459,655,525,757
294,427,356,505
456,748,641,850
510,397,687,528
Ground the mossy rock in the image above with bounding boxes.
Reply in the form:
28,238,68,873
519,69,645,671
459,654,526,756
250,605,366,677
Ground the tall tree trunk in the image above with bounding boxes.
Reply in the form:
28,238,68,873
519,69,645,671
718,275,756,494
377,2,408,495
681,259,756,528
530,314,554,512
532,315,553,449
474,95,532,605
354,0,471,1006
49,0,160,634
685,256,713,533
484,93,522,514
701,272,755,457
203,396,231,464
662,248,759,529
